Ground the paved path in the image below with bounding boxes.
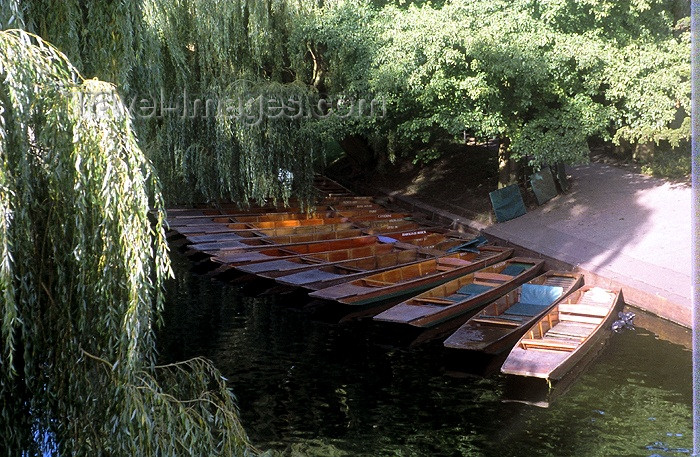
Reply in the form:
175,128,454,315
484,163,692,327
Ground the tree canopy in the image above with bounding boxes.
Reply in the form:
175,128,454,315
7,0,690,190
0,0,691,454
303,0,690,171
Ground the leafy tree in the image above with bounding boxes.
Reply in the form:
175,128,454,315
0,29,256,456
301,0,690,184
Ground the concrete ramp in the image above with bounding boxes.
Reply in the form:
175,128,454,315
484,164,691,327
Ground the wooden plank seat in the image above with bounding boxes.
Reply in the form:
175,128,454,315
361,278,393,287
558,303,608,317
521,337,579,351
473,272,512,283
412,297,457,306
436,258,474,267
557,303,607,325
558,313,604,325
336,265,366,273
471,316,522,327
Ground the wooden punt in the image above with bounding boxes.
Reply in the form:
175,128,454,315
170,216,350,237
236,242,417,276
372,258,544,331
167,206,329,227
500,286,623,381
442,271,584,355
166,197,377,225
184,222,359,244
209,230,442,267
171,212,412,237
268,246,440,286
308,246,514,306
187,222,422,254
229,205,385,223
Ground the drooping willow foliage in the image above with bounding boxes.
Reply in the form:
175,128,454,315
0,29,256,456
11,0,330,207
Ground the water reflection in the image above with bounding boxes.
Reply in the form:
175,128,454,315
158,252,692,456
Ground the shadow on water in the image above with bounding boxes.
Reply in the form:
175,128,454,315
158,251,692,457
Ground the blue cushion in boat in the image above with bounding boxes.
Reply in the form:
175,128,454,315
501,263,532,276
443,293,469,302
456,283,493,296
519,284,564,306
442,283,494,302
503,302,549,317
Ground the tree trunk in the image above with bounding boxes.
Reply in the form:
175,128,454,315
339,135,376,171
497,137,516,188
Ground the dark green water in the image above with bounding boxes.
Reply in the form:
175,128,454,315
159,253,692,457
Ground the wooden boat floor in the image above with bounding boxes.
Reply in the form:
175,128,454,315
544,322,596,339
502,346,571,377
374,302,449,323
309,284,375,301
278,269,345,285
236,259,308,274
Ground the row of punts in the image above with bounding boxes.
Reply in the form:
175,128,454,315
165,177,623,383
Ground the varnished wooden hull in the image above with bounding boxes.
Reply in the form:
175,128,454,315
308,246,514,306
443,271,584,355
500,286,623,380
372,257,545,330
272,248,440,289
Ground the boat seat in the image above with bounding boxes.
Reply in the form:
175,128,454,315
361,278,392,287
558,313,604,325
436,257,473,267
558,303,608,317
412,297,456,306
473,272,512,283
500,263,532,276
471,316,522,327
335,265,366,273
520,337,578,351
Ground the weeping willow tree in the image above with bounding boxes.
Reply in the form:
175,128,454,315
0,29,257,456
11,0,330,207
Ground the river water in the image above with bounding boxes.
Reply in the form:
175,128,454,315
158,252,692,457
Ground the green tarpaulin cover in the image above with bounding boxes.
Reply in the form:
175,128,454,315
530,169,558,205
489,184,526,223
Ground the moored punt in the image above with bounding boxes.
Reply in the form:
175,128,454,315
308,246,514,306
371,258,544,342
210,234,412,267
442,271,584,355
186,222,422,254
165,197,377,225
171,216,349,237
178,215,417,245
269,246,440,286
170,212,412,238
184,222,359,245
234,242,404,276
500,286,623,381
229,205,385,224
